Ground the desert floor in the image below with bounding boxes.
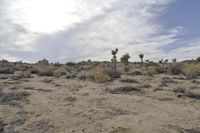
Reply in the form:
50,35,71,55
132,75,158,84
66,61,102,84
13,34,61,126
0,74,200,133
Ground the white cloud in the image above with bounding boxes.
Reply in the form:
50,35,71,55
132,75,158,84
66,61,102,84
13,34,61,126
1,0,191,62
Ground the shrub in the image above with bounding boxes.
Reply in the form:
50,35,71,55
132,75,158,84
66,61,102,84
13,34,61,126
37,65,55,76
0,67,15,74
183,64,200,78
53,67,66,78
103,67,121,79
65,62,77,67
173,86,186,93
15,71,32,78
185,89,200,99
89,67,111,83
156,65,166,74
168,63,183,75
41,77,53,83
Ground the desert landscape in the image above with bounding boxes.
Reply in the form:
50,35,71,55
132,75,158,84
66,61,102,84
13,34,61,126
0,53,200,133
1,0,200,132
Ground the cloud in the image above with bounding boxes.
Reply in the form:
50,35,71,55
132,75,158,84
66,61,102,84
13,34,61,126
1,0,193,63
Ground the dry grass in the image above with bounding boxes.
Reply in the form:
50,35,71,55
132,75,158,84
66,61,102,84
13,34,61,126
89,67,111,83
183,64,200,78
168,63,183,75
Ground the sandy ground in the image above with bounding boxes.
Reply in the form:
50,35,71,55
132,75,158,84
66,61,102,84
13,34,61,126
0,74,200,133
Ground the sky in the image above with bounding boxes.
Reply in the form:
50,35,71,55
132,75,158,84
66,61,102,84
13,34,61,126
0,0,200,63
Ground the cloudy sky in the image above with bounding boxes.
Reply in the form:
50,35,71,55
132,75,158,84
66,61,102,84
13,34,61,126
0,0,200,62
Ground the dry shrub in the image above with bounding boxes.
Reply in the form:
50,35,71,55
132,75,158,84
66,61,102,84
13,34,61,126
183,64,200,78
89,67,111,83
36,65,55,76
41,77,53,83
168,63,183,75
185,89,200,99
15,71,32,78
103,67,121,79
173,86,186,93
53,66,66,78
147,66,165,74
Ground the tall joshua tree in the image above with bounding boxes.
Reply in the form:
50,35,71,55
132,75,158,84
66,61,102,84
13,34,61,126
111,48,118,71
120,53,130,71
139,54,144,64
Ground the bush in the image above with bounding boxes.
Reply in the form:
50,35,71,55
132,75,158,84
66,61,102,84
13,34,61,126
168,63,183,75
53,67,66,78
147,65,165,74
183,64,200,78
103,67,121,79
15,71,32,78
89,67,111,83
173,86,186,93
0,67,15,74
41,77,53,83
185,89,200,99
65,62,77,67
37,65,55,76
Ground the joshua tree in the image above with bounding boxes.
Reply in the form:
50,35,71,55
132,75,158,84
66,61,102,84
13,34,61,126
120,53,130,71
139,54,144,64
196,57,200,62
159,59,163,64
164,59,168,64
111,48,118,71
172,58,177,63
